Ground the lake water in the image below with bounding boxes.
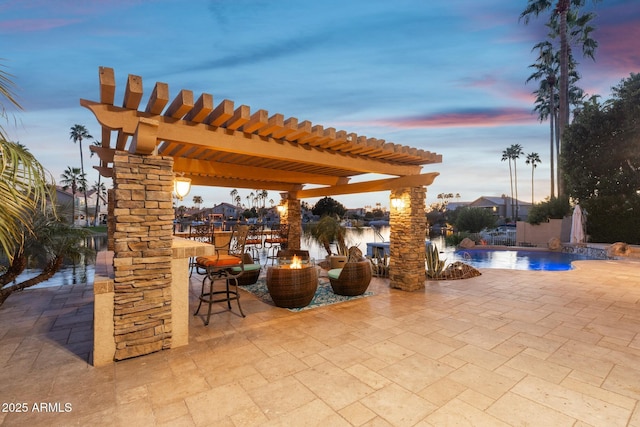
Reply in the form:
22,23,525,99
11,226,600,289
7,235,107,289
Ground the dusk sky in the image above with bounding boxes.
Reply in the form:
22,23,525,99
2,0,639,210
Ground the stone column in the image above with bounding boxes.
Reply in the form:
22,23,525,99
111,152,175,360
284,198,302,250
107,189,115,251
389,186,427,291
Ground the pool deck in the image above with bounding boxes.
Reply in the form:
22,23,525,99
1,259,640,426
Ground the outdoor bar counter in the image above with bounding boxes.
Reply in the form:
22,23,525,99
92,236,215,366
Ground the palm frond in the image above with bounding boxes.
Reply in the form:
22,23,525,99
0,139,54,261
0,60,23,141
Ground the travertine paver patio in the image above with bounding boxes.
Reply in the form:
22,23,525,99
1,260,640,426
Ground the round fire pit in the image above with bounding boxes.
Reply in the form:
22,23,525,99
266,265,318,308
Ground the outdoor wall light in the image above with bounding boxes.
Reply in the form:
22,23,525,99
276,202,286,214
391,197,405,210
174,175,192,200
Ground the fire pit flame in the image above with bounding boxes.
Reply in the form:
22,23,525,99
290,255,302,269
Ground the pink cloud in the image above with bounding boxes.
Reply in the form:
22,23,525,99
593,21,640,74
0,18,81,32
457,75,499,89
0,0,151,32
369,108,537,129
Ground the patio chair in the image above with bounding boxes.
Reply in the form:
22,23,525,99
235,253,262,286
188,224,214,277
264,223,290,265
327,258,372,296
194,225,249,325
189,223,213,243
245,223,265,262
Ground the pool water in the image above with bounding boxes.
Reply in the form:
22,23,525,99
449,248,596,271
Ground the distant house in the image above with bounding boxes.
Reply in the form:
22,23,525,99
346,207,367,218
54,186,108,226
87,188,109,225
444,201,467,212
447,196,532,222
209,202,243,219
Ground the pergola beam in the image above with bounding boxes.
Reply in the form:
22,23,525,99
187,174,303,192
172,157,349,186
293,173,440,199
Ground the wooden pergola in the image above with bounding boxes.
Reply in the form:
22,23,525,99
82,67,441,199
84,66,443,363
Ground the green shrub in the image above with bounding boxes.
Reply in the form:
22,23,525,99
445,232,472,246
527,197,570,225
454,207,496,233
582,195,640,244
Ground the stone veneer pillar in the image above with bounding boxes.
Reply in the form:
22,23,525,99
389,186,427,291
107,189,115,251
111,152,175,360
284,198,302,250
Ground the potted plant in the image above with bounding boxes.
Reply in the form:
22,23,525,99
305,215,349,268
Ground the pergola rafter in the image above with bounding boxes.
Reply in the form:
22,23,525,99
82,66,442,198
85,68,441,364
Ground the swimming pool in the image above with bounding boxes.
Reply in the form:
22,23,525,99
450,248,597,271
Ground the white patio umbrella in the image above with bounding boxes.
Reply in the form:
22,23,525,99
570,204,586,243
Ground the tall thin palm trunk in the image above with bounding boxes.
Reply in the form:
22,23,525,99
531,164,535,205
514,160,519,220
78,139,89,225
549,79,556,198
557,0,570,198
70,124,92,226
94,176,102,226
508,161,514,219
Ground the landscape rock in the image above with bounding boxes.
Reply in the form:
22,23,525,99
459,238,476,249
442,262,482,280
607,242,631,257
548,237,561,250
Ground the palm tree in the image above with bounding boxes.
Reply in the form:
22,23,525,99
526,152,542,205
193,195,203,209
177,205,187,221
89,140,105,226
69,124,93,225
255,189,269,220
91,180,107,226
530,61,587,199
501,147,516,219
60,166,86,226
1,61,54,262
510,144,524,220
528,40,558,198
527,10,596,199
0,140,52,261
501,144,524,220
521,0,600,197
230,189,238,205
306,215,348,256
